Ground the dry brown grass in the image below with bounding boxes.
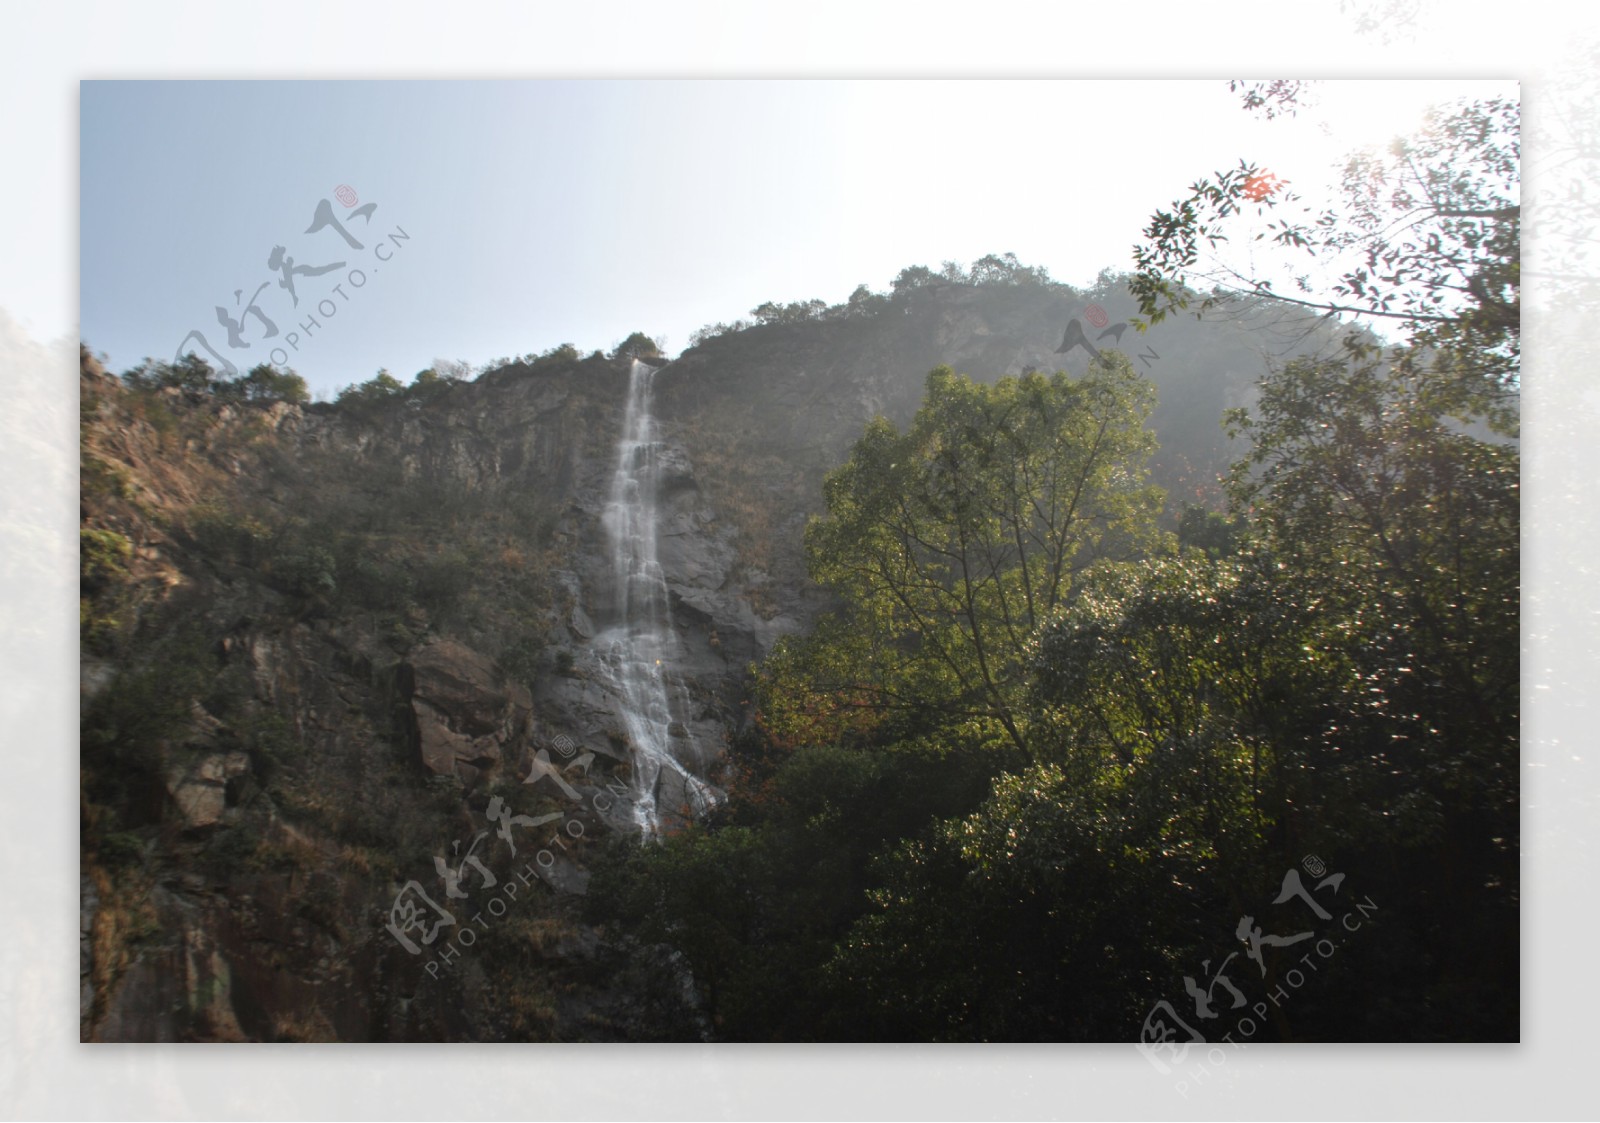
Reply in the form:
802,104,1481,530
271,1007,339,1042
86,864,161,1033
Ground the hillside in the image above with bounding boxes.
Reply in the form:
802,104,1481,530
79,273,1370,1041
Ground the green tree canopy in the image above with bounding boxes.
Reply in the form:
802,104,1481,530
123,353,217,393
760,356,1164,758
611,332,662,361
334,368,405,408
234,362,310,403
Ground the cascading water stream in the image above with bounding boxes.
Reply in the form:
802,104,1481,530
598,359,717,836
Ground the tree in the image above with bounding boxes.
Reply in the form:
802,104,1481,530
122,353,216,393
234,362,310,403
823,762,1194,1041
402,367,455,406
763,357,1164,759
968,252,1049,287
844,284,888,318
890,264,939,298
534,344,579,365
1130,93,1519,404
1222,347,1519,845
587,740,1001,1040
334,369,405,408
1006,87,1523,1037
1176,502,1245,558
611,332,662,361
1128,82,1519,803
431,358,474,382
750,300,827,326
1012,347,1519,1039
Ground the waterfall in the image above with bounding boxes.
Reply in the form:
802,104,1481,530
598,359,716,836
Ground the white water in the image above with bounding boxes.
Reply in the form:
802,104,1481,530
597,359,716,836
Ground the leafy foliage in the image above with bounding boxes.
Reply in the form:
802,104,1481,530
825,764,1192,1040
123,353,217,393
1176,503,1245,558
763,357,1163,757
751,299,827,326
1130,94,1520,401
587,741,1002,1038
228,363,311,404
334,369,406,409
1223,349,1519,848
80,528,134,651
1229,78,1311,119
124,356,311,404
611,332,663,361
267,544,339,601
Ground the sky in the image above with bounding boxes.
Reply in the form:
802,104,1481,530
78,78,1513,395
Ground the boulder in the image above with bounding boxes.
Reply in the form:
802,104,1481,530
166,750,251,830
568,603,596,639
400,640,531,779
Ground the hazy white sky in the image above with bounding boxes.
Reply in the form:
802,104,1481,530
78,78,1511,394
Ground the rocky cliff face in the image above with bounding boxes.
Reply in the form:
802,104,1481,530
78,278,1337,1040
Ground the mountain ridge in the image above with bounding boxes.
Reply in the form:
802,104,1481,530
79,274,1357,1041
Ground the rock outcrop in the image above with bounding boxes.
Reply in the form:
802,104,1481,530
400,639,532,780
166,749,252,830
